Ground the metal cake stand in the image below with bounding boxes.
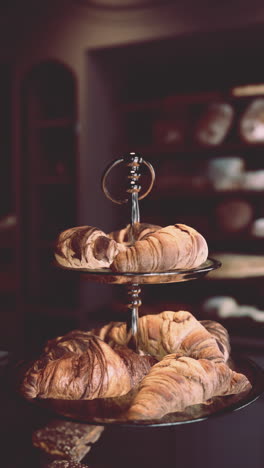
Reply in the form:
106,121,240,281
57,153,221,351
39,153,264,426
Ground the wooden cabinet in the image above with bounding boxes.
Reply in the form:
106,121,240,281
118,90,261,238
118,89,264,346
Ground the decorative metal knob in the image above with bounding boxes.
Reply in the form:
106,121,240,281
101,152,155,204
127,284,142,351
128,285,142,309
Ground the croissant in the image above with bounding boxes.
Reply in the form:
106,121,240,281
92,311,228,362
20,313,251,421
21,334,155,400
111,224,208,272
127,355,251,420
54,223,160,270
54,226,126,269
54,223,208,272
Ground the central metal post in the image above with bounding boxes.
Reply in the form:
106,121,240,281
127,283,142,351
101,152,155,353
126,153,142,348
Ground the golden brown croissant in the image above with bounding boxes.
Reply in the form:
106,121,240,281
54,226,126,269
20,313,251,421
21,334,156,400
92,311,228,362
111,224,208,272
54,223,161,270
55,223,208,272
127,355,251,420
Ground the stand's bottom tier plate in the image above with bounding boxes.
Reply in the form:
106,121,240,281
27,355,264,428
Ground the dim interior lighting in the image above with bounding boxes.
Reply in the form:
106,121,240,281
231,84,264,97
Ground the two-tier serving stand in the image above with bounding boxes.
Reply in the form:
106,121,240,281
40,153,264,427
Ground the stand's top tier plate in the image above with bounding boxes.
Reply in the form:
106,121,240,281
56,257,221,285
55,155,221,285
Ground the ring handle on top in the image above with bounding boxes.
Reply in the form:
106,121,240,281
101,152,156,205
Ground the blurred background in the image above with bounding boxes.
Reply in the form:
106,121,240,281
1,1,264,466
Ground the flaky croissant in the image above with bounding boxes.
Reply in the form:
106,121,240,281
54,223,208,272
21,334,155,400
20,312,252,421
54,226,126,269
111,224,208,272
92,311,229,362
127,355,251,420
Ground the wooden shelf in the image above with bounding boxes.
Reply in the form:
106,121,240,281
121,87,264,164
120,90,226,113
208,238,264,254
153,186,264,200
207,252,264,280
120,87,264,114
121,142,264,159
